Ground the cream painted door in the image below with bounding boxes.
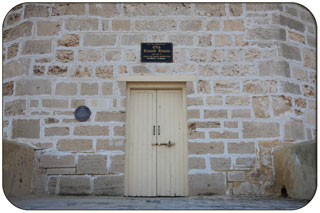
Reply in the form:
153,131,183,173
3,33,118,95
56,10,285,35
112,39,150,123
125,89,187,196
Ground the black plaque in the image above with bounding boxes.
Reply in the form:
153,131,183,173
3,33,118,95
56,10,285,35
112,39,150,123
141,43,173,63
74,106,91,122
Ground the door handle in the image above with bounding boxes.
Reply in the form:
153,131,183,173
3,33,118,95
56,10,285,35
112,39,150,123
159,141,175,147
153,125,156,135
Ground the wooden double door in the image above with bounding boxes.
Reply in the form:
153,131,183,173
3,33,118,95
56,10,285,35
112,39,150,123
125,87,188,196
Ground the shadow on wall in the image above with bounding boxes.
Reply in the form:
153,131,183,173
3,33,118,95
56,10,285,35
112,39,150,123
274,140,317,200
2,140,35,198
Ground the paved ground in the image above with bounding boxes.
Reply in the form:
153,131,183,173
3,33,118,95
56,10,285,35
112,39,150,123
8,195,309,210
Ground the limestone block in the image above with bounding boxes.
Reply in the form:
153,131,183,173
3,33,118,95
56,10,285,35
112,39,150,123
7,43,19,59
48,66,68,76
206,20,220,31
187,109,200,119
22,40,51,55
80,83,99,95
243,80,277,94
281,82,301,94
274,141,316,199
302,85,314,97
243,122,280,138
295,98,307,108
102,83,113,96
258,60,290,77
246,3,282,11
105,50,121,61
15,79,52,95
42,99,68,108
89,3,119,17
37,21,61,36
189,157,206,170
121,34,147,46
45,127,70,136
188,142,224,154
6,13,21,26
12,119,40,139
112,19,131,31
204,109,227,118
123,3,192,16
304,110,316,126
56,50,74,63
228,171,246,182
58,34,80,47
228,142,255,154
253,96,270,118
3,58,31,79
114,126,125,136
65,18,99,31
188,130,205,139
194,3,226,16
168,35,194,46
96,139,124,151
24,4,49,18
55,82,77,96
40,154,75,168
77,154,107,174
74,125,109,136
48,177,57,195
47,168,76,175
78,50,102,62
3,81,14,96
45,118,59,124
59,176,90,195
135,19,177,31
235,157,256,168
95,111,125,122
211,158,231,170
245,48,261,61
190,49,207,62
224,121,238,128
3,21,33,42
226,96,250,106
214,80,240,93
96,66,114,79
278,15,305,32
84,34,116,46
52,3,85,16
5,100,26,116
57,139,93,151
93,176,124,196
188,121,220,129
209,131,239,139
173,49,187,62
223,20,244,31
229,3,243,16
278,43,301,61
33,66,45,76
247,28,286,41
132,66,151,74
288,31,305,44
284,119,305,140
109,155,124,174
207,96,223,105
197,80,210,93
303,48,316,70
214,34,233,47
189,173,226,195
198,35,212,47
273,95,292,116
180,20,203,31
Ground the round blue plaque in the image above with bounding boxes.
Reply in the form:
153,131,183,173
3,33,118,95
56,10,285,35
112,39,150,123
74,106,91,122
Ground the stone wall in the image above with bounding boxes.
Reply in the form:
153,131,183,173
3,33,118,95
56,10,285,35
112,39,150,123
2,3,316,196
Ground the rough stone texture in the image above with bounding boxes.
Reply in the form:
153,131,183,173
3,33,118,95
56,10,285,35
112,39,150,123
65,18,99,31
189,158,206,170
302,48,316,70
273,95,292,116
5,100,26,116
89,3,119,17
259,60,290,77
37,21,61,36
253,96,270,118
80,83,99,95
77,154,107,174
94,176,124,195
189,174,226,195
24,4,49,18
74,125,109,136
3,140,34,197
45,127,70,136
3,58,31,79
224,20,244,31
228,142,255,154
274,141,316,199
52,3,86,16
84,34,117,47
58,34,80,47
247,28,286,41
231,109,251,118
22,40,51,55
278,43,301,61
3,22,33,43
194,3,226,16
7,43,19,59
40,154,75,168
243,80,277,94
211,158,231,170
284,119,305,141
189,142,224,154
56,50,74,63
59,176,90,195
95,112,125,122
12,119,40,139
96,66,113,79
3,81,14,96
243,122,280,138
204,110,228,118
42,99,68,108
96,139,124,151
228,171,246,182
55,82,77,96
136,19,177,31
214,80,240,93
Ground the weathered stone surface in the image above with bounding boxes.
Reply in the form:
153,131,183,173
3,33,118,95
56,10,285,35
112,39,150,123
226,96,250,106
96,139,124,151
124,3,192,16
273,95,292,116
189,157,206,170
211,158,231,170
59,176,90,195
40,154,75,168
84,34,117,46
243,122,280,138
57,139,92,151
65,18,99,31
112,19,131,31
45,127,69,136
136,19,176,31
15,79,52,95
195,3,226,16
278,15,305,32
48,66,68,76
222,64,255,76
5,100,26,116
3,58,31,79
190,49,207,62
109,155,124,174
6,12,21,26
188,130,205,139
302,85,314,97
278,43,301,61
74,125,109,136
95,111,125,122
235,157,256,168
245,48,261,61
228,142,255,154
56,50,74,63
7,43,19,59
204,110,227,118
243,80,277,94
3,140,34,197
292,68,308,82
224,20,244,31
33,66,45,76
55,82,77,96
3,21,33,42
214,34,233,47
37,21,61,36
187,109,200,119
288,31,305,44
114,126,125,136
47,168,76,175
189,142,224,154
246,3,281,11
121,34,147,46
132,65,151,74
302,48,316,70
206,20,220,31
48,177,57,195
197,80,210,93
180,20,202,31
188,121,220,129
229,3,243,16
247,28,286,41
304,110,316,126
58,34,80,47
259,60,290,77
89,3,119,17
198,35,212,47
281,82,301,94
214,80,240,93
105,50,121,61
42,99,68,108
295,98,307,108
274,141,316,199
45,118,59,124
96,66,113,79
94,176,124,196
210,131,239,139
22,40,51,55
228,171,246,182
78,50,102,62
231,109,251,118
77,154,107,174
253,96,270,118
81,83,99,95
24,4,49,18
3,81,14,96
207,96,223,105
189,173,226,195
12,119,40,139
224,121,238,128
168,34,194,46
52,3,85,16
284,119,305,140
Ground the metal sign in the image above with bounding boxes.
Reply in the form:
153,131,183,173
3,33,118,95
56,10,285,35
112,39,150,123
74,106,91,122
141,43,173,63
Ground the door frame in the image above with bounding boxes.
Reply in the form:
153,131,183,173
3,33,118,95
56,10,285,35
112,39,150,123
124,82,189,196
